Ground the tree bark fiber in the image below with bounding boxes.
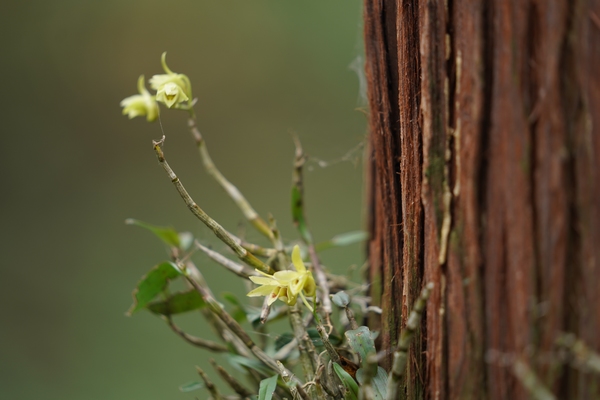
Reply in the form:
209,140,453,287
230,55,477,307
364,0,600,398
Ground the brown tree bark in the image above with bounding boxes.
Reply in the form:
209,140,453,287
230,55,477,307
364,0,600,399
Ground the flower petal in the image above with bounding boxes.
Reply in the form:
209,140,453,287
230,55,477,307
291,245,306,273
267,287,283,305
249,276,279,286
303,274,316,297
289,274,307,296
256,269,274,278
279,287,298,306
247,285,277,297
272,270,299,283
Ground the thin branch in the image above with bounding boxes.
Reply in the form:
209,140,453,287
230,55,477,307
344,304,359,331
196,366,224,400
288,303,317,390
239,240,277,258
315,322,341,365
276,361,309,400
188,116,273,239
195,240,257,279
291,137,332,314
179,262,298,383
209,359,254,398
315,363,340,400
556,333,600,373
386,282,434,400
181,260,250,357
152,136,272,274
164,316,228,352
512,358,556,400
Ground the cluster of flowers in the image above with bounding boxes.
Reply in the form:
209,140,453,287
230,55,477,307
121,53,317,312
247,245,316,310
120,52,192,122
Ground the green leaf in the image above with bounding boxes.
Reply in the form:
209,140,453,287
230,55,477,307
315,231,368,252
125,218,181,248
258,375,278,400
227,355,273,377
275,332,295,351
178,380,204,392
223,292,262,324
147,290,205,315
332,291,350,307
333,362,359,400
222,292,247,322
223,292,287,327
356,366,388,400
126,262,181,316
345,326,377,364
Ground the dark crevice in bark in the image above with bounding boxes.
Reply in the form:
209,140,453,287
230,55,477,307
446,0,456,131
524,1,542,360
381,0,403,360
445,1,456,398
478,0,494,396
558,1,581,396
363,0,404,369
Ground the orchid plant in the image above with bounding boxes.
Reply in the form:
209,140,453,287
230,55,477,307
120,53,431,400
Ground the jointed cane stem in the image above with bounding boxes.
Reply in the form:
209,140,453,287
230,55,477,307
386,282,434,400
152,136,273,274
180,263,298,382
292,137,332,314
188,116,274,239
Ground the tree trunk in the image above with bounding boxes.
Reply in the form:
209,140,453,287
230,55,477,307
363,1,600,398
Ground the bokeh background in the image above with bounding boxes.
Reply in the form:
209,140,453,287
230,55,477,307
1,1,366,399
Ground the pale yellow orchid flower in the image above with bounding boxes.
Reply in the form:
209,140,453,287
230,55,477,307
150,52,192,108
120,75,159,122
247,245,316,310
247,270,299,306
155,82,189,108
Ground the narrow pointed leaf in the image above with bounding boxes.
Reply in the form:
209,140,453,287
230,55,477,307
275,332,295,351
333,362,359,400
179,380,204,392
147,290,205,315
258,374,279,400
223,292,261,323
127,262,181,316
315,231,368,252
126,218,181,248
227,355,272,377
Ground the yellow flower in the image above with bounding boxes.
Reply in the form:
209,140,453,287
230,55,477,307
120,75,159,122
149,52,192,108
247,245,316,310
247,274,298,306
155,82,189,108
289,244,316,298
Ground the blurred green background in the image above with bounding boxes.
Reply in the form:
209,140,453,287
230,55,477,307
1,1,366,398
